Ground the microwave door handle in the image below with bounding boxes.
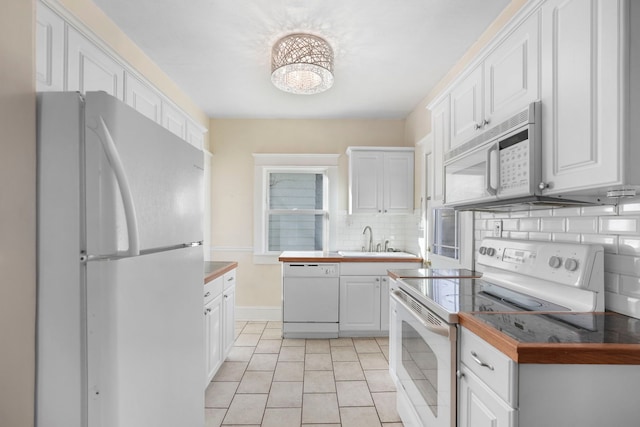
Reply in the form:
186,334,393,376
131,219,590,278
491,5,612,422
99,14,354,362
486,144,499,196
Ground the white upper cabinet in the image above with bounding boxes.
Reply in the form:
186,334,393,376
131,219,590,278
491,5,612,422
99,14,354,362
348,148,415,214
540,0,637,195
484,10,540,128
446,10,541,151
35,0,207,150
67,27,124,99
124,73,162,124
430,96,450,202
36,2,65,92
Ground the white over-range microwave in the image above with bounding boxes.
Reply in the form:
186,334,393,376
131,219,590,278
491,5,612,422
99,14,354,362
443,102,543,209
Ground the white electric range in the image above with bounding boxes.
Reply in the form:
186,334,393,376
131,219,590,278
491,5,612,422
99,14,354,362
389,238,605,427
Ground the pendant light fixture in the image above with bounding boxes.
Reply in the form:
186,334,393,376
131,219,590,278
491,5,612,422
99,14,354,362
271,33,334,95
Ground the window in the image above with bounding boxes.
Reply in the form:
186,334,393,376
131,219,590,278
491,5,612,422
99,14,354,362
253,154,339,262
432,208,459,259
267,172,327,251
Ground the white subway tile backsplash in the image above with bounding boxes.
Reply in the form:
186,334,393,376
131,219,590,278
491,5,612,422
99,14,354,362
552,207,582,217
619,237,640,256
528,232,551,241
581,205,617,216
519,218,540,232
552,233,581,243
509,211,530,218
604,253,640,276
582,234,618,254
540,217,565,233
600,217,640,235
605,272,620,293
509,232,529,240
566,217,598,234
620,275,640,298
618,202,640,213
605,292,640,318
502,219,519,231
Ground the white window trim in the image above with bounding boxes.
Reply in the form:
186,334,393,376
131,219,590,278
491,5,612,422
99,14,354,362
427,201,474,269
253,154,340,264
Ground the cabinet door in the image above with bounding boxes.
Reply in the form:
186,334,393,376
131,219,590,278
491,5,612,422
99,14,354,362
540,0,624,193
383,152,414,213
67,27,124,99
431,96,449,202
484,10,540,127
458,364,516,427
379,276,390,331
204,295,223,385
36,2,65,92
339,276,381,331
349,151,384,214
162,100,188,140
450,65,484,149
124,73,162,124
222,284,236,358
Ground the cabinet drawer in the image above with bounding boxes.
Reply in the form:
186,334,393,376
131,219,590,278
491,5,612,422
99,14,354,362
223,269,236,290
204,276,223,304
460,327,517,406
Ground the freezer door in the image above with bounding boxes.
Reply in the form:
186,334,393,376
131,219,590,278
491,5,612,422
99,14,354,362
86,246,204,427
84,91,203,256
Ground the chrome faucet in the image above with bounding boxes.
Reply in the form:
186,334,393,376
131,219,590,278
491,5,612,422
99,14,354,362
362,226,373,252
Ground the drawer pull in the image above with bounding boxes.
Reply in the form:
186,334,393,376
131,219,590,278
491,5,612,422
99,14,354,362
470,351,494,370
204,292,211,298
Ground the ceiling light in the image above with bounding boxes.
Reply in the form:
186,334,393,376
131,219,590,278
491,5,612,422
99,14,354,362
271,33,334,95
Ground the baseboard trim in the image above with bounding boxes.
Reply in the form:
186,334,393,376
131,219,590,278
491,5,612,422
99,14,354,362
236,306,281,321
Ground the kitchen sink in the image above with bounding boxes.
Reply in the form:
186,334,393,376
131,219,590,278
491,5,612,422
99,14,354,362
338,251,418,258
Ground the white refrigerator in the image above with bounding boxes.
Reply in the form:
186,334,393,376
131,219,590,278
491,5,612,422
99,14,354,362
36,92,205,427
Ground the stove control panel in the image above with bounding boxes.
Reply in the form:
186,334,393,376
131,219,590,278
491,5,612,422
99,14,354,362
477,238,603,290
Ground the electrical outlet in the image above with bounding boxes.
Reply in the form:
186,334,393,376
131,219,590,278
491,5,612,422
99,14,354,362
493,220,502,237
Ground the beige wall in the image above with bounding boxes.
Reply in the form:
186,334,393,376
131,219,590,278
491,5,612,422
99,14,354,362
0,1,35,426
209,118,407,308
404,0,529,145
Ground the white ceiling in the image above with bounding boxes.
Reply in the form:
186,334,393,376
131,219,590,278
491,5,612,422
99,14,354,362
94,0,510,119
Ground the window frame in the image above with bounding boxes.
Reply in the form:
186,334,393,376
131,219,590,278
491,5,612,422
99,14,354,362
253,154,339,264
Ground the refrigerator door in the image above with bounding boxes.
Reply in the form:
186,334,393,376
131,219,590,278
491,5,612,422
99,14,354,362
86,246,204,427
83,91,203,256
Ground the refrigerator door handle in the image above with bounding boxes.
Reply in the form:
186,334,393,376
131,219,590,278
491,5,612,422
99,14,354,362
89,116,141,257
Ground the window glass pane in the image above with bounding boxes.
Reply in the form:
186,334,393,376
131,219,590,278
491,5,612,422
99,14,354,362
268,213,324,251
433,208,459,259
269,173,323,209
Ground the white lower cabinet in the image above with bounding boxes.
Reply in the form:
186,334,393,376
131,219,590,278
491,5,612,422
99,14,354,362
203,268,236,386
222,270,236,358
339,276,382,332
204,293,222,386
458,364,516,427
339,262,416,334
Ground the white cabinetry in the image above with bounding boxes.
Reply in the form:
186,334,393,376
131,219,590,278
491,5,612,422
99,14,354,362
459,326,640,427
204,276,224,386
339,262,416,335
540,0,639,195
339,276,382,332
449,11,540,150
67,27,124,99
35,0,207,150
430,97,449,202
222,270,236,358
458,328,517,427
347,148,414,214
124,73,162,124
36,2,65,92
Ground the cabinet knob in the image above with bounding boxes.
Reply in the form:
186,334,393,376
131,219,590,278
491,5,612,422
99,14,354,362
482,118,490,127
474,122,482,130
538,181,549,190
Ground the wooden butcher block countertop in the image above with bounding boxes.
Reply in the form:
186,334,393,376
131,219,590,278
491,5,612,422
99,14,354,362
204,261,238,284
459,311,640,365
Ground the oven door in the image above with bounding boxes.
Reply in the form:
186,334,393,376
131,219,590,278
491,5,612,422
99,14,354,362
390,289,456,427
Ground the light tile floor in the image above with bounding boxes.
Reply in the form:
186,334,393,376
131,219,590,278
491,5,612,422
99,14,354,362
205,321,404,427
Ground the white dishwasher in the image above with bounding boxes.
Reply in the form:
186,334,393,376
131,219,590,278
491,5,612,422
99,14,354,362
282,263,339,338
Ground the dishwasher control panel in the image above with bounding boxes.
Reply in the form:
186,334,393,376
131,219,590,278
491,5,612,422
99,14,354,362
283,263,339,277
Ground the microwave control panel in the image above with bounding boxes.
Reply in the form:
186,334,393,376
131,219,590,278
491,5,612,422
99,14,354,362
499,140,530,192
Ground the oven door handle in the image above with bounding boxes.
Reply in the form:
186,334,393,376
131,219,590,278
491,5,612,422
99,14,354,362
391,291,450,338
